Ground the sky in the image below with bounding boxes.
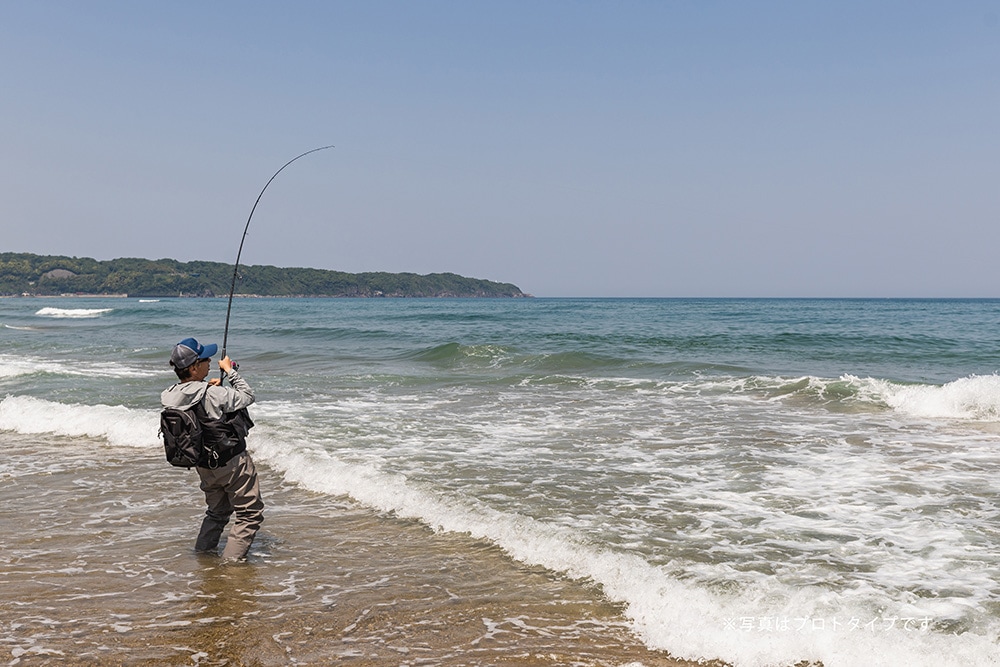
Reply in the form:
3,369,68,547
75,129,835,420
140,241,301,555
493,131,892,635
2,1,998,297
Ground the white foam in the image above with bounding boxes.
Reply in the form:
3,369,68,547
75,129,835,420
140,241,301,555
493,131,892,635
246,419,1000,667
0,356,47,379
34,307,113,318
5,381,999,666
671,372,1000,424
0,354,147,380
868,374,1000,421
0,396,158,449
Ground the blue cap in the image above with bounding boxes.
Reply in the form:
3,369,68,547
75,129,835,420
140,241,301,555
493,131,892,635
170,337,219,369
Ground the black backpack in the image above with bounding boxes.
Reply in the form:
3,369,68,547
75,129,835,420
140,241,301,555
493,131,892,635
159,388,252,469
160,403,206,469
160,384,218,468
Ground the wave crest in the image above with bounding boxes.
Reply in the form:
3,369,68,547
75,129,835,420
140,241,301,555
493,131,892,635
35,307,113,318
671,374,1000,423
874,374,1000,421
0,396,158,448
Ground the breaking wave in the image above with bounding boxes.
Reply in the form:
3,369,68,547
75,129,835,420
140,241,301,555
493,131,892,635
35,307,113,318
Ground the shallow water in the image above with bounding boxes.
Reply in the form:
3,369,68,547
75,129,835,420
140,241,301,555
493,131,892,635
0,432,693,667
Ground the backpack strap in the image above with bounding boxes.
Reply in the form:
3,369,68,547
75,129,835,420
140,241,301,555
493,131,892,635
189,385,222,468
190,384,246,467
190,384,211,420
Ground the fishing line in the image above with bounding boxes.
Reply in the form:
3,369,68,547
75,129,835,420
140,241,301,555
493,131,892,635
221,145,335,372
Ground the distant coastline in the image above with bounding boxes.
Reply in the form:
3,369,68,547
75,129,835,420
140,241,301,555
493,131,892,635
0,253,529,298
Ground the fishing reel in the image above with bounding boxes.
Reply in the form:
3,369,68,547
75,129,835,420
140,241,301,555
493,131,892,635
219,352,239,382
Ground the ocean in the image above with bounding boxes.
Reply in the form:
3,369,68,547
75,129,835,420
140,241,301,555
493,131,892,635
2,296,999,667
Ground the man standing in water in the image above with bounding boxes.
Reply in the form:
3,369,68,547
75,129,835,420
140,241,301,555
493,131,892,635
161,337,264,561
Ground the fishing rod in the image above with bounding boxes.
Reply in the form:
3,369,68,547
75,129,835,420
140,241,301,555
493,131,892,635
221,145,335,376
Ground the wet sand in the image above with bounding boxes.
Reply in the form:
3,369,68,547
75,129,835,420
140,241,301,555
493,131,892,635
0,434,725,666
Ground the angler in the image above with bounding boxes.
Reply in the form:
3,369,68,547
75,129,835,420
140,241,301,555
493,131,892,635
160,146,331,561
161,337,263,560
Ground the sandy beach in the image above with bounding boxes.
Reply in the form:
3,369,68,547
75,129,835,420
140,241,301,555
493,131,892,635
1,432,719,667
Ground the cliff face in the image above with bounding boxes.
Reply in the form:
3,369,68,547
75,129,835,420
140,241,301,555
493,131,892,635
0,253,529,298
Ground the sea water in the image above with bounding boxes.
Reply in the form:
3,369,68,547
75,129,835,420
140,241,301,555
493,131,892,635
2,296,1000,666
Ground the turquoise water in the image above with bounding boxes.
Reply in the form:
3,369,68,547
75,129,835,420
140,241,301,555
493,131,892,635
3,297,1000,666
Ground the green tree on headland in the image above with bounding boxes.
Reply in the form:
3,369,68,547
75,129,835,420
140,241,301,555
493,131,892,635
0,253,528,298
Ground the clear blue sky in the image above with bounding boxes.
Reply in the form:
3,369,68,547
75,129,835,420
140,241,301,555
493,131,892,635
2,2,997,297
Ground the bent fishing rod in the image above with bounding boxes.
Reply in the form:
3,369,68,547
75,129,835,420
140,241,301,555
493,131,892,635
221,145,335,377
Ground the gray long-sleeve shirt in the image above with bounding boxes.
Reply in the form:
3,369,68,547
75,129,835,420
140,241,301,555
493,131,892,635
160,369,255,418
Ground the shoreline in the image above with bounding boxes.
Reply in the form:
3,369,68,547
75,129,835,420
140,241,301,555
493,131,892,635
3,293,533,299
0,433,724,667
